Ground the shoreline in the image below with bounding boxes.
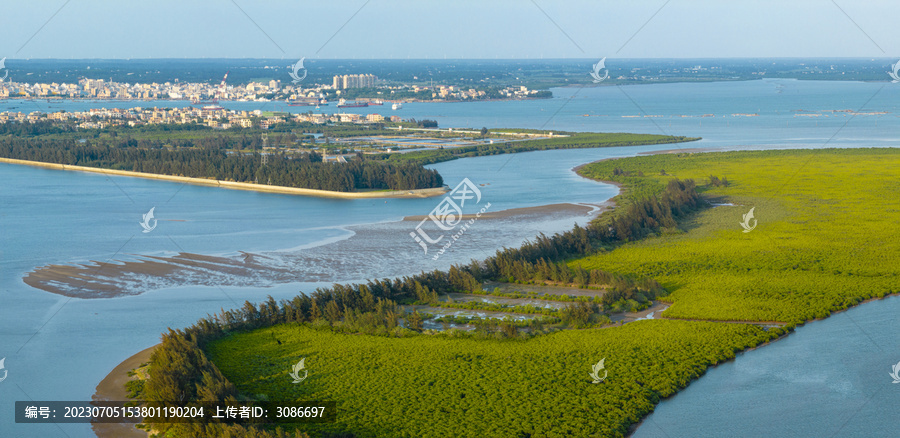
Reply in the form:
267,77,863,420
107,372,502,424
637,146,720,155
92,345,156,438
570,146,721,176
622,327,795,438
0,157,449,199
624,293,899,437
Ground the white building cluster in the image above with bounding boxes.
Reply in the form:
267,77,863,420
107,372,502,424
0,106,402,130
332,74,377,90
0,78,315,102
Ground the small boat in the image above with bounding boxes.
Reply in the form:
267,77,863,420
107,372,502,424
392,102,402,110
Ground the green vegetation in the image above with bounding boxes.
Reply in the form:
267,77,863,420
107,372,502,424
0,136,443,191
432,299,560,316
125,379,145,399
431,314,559,328
574,148,900,323
206,321,779,438
0,119,416,141
469,287,597,302
382,132,700,166
136,147,900,437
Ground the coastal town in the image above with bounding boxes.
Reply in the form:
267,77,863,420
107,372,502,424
0,105,404,130
0,73,548,103
0,72,551,130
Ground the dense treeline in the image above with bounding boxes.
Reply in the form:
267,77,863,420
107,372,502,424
0,136,443,191
140,177,705,437
0,119,77,136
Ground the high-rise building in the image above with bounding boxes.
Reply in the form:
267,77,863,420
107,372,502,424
332,74,376,89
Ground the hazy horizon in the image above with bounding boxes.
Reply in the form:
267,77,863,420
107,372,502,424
2,1,899,59
4,56,900,60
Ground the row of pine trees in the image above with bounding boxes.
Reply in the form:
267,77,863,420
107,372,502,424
0,136,443,191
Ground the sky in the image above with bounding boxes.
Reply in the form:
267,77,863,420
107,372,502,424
1,0,899,59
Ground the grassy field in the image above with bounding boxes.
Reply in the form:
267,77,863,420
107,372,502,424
202,147,898,437
574,148,900,323
206,321,779,438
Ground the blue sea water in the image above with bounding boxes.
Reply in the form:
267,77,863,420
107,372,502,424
633,296,900,438
1,79,899,437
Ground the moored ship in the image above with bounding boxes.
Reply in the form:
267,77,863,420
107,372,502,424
337,98,368,108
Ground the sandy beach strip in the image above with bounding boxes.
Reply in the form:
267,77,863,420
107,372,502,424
91,345,156,438
0,157,448,199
